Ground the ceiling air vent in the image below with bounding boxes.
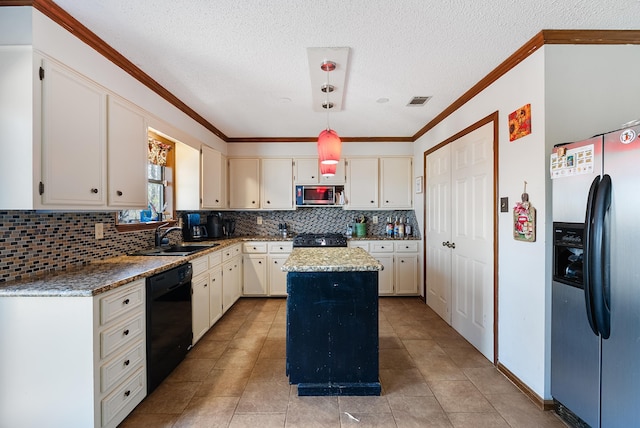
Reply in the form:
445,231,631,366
407,96,431,107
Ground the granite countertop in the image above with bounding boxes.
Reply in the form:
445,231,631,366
0,238,250,298
0,235,404,297
282,247,382,273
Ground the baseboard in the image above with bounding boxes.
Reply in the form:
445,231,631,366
497,362,555,411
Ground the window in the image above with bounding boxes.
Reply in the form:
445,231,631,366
115,132,176,231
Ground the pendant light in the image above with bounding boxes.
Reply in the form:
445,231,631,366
317,60,341,166
320,161,337,177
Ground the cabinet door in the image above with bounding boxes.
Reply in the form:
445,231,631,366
192,274,210,344
107,96,148,208
380,157,413,208
243,254,267,295
269,255,289,296
261,158,293,209
222,256,242,312
395,254,418,294
41,59,106,206
201,146,226,209
371,253,394,295
320,159,346,185
228,158,260,209
347,158,378,208
294,158,319,184
209,266,223,326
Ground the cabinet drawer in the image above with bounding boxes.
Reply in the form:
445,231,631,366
191,255,209,277
99,280,144,325
243,242,268,253
395,241,418,252
101,313,144,359
208,251,222,267
100,340,144,393
268,242,292,253
349,241,369,251
222,244,241,261
101,367,145,427
370,241,394,253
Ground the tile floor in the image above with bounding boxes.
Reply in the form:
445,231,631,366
120,297,567,428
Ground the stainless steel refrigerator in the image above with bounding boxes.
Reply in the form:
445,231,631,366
551,122,640,427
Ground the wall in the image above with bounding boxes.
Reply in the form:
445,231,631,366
413,43,640,400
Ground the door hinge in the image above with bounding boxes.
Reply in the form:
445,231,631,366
39,181,44,195
39,67,44,80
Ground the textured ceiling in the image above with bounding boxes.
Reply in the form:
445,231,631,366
50,0,640,140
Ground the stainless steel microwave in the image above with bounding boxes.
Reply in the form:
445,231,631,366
295,185,340,205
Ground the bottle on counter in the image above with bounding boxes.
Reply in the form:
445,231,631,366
346,223,353,237
386,217,394,237
398,217,405,238
394,216,399,238
405,219,412,237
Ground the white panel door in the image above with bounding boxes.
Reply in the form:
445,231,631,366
425,144,452,322
450,123,494,361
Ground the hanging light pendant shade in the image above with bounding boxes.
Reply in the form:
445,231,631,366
318,129,341,165
317,60,342,165
320,160,337,176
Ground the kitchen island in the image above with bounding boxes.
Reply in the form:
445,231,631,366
282,247,382,396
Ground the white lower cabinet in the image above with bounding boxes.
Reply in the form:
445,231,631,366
268,242,292,296
242,241,292,297
0,279,148,428
192,250,228,345
222,244,243,312
349,240,419,296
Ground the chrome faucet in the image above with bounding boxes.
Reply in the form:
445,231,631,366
155,223,182,247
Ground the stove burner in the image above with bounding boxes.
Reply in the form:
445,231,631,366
292,233,348,248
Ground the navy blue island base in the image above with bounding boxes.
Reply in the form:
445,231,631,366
286,270,381,396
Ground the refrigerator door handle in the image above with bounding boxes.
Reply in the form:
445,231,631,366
592,174,612,339
583,175,600,336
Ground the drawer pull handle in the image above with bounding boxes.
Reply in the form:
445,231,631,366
117,190,123,196
124,390,131,397
91,188,98,194
124,359,130,366
123,329,129,336
123,299,130,305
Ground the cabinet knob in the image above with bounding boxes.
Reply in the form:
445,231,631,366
267,200,271,204
91,188,98,194
123,299,129,305
204,283,207,287
117,190,123,196
124,390,131,397
311,175,315,179
123,329,129,336
215,199,219,203
274,260,278,264
124,359,130,366
370,200,374,204
258,261,262,264
401,260,405,263
252,201,256,204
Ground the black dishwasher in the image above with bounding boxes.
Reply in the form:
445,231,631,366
146,263,193,393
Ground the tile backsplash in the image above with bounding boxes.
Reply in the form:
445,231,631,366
0,208,418,283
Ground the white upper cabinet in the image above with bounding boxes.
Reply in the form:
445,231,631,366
107,96,148,208
346,158,379,209
261,158,293,209
228,158,260,209
41,58,107,206
201,145,226,209
380,157,413,208
295,158,345,185
346,157,413,210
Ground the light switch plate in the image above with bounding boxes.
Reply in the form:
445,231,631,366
500,197,509,213
373,216,378,224
257,216,263,225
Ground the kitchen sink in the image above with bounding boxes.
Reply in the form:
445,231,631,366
129,244,218,257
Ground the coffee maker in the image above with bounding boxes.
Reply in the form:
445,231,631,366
182,213,208,241
206,213,224,239
223,218,236,237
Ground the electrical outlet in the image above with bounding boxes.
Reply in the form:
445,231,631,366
95,223,104,239
257,216,263,225
372,216,378,224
